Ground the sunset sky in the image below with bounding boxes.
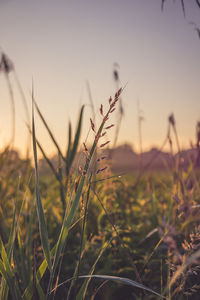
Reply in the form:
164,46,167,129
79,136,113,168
0,0,200,157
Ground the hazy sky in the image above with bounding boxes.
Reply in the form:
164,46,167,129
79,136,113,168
0,0,200,156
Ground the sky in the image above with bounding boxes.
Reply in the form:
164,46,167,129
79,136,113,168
0,0,200,157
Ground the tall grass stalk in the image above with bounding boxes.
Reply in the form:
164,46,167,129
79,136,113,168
47,89,123,297
32,98,52,273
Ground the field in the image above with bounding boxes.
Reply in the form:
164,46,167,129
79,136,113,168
0,84,200,300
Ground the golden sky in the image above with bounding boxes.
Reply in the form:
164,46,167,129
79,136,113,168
0,0,200,156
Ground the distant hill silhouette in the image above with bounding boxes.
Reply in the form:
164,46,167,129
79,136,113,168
38,143,200,175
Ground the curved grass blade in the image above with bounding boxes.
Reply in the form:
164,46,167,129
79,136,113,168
51,274,164,298
33,98,65,161
66,105,84,176
32,100,52,273
27,123,60,181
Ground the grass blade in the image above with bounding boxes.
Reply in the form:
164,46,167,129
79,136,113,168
52,175,86,278
0,238,21,299
0,260,17,300
51,274,164,298
66,121,72,175
32,100,52,273
66,105,84,176
0,195,18,300
33,98,65,161
27,123,60,181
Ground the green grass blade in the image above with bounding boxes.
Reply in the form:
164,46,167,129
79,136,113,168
0,180,30,300
0,260,16,299
52,175,86,275
17,231,28,287
0,272,8,300
32,101,52,273
36,139,60,181
33,98,65,161
27,124,60,181
58,153,66,212
7,200,17,259
0,238,21,299
26,198,34,284
66,106,84,175
76,174,92,279
0,196,18,300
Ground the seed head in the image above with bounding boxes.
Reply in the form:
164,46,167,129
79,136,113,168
169,114,175,126
83,142,89,156
105,124,114,130
97,156,107,162
96,166,108,174
90,118,95,132
75,175,81,192
100,104,103,116
113,69,119,81
101,132,107,137
0,53,14,74
100,141,110,148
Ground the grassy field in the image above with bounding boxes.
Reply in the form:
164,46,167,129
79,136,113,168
0,87,200,300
